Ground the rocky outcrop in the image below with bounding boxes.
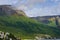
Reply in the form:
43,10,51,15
0,31,21,40
0,5,26,16
31,15,60,27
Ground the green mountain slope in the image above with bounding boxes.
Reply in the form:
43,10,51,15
0,15,60,38
0,5,60,38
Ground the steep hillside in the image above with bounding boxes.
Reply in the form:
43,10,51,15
0,5,60,38
0,16,60,38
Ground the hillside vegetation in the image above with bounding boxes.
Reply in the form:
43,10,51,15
0,5,60,38
31,16,60,27
0,15,60,38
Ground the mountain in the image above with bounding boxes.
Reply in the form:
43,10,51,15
0,5,60,38
0,5,26,16
31,15,60,27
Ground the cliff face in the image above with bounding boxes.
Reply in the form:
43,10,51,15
31,15,60,26
0,5,26,16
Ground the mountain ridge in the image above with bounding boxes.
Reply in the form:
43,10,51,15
0,5,26,16
31,15,60,26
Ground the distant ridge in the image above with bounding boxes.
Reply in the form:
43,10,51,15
31,15,60,26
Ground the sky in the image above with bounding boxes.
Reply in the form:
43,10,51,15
0,0,60,17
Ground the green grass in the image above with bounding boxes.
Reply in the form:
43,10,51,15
0,15,60,38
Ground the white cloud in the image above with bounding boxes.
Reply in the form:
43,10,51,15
15,0,60,17
0,0,60,17
25,4,60,17
17,5,28,11
51,0,59,2
0,0,18,5
26,0,46,3
16,0,47,10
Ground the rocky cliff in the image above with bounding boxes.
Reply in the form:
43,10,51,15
0,5,26,16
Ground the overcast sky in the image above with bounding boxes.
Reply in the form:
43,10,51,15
0,0,60,17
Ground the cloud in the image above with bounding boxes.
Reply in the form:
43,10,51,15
16,0,47,10
0,0,18,5
51,0,59,2
0,0,60,17
16,0,60,10
15,0,60,17
17,5,28,11
26,0,46,4
25,3,60,17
